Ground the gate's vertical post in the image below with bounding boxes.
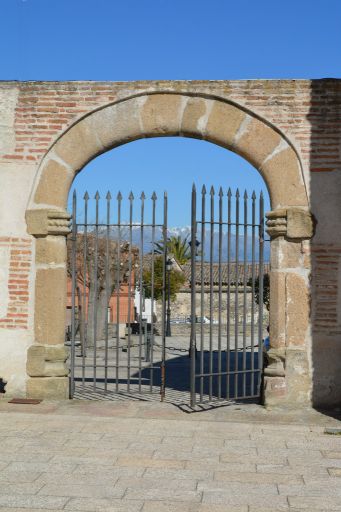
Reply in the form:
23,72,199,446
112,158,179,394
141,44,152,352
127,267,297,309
258,192,265,396
92,192,100,391
150,192,157,391
190,184,197,407
70,191,77,399
234,190,240,399
127,192,134,393
200,186,206,403
116,192,122,392
160,192,168,401
104,191,111,392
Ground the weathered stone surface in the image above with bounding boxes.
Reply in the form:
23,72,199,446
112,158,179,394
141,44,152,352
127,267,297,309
236,118,282,169
269,272,286,347
260,146,307,209
36,236,66,265
180,97,209,137
26,376,69,399
34,159,72,209
270,238,303,270
88,97,143,149
35,267,67,345
54,117,103,172
141,94,183,135
286,272,309,346
287,207,314,239
285,348,311,405
205,101,245,148
26,344,68,377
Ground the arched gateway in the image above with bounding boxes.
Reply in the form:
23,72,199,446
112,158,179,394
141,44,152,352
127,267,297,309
23,90,313,406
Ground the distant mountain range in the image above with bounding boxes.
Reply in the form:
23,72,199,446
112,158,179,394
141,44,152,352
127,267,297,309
92,225,270,262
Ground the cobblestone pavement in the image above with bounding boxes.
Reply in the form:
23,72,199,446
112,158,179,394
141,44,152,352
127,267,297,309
0,399,341,511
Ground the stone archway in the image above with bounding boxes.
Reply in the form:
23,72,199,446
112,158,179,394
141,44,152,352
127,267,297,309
25,92,313,405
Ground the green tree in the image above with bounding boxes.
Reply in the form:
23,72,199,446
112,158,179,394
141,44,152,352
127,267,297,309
252,273,270,311
143,256,186,301
154,235,191,265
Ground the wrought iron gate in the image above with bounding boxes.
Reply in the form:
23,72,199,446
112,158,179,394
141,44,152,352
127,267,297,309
69,190,168,399
68,185,265,405
189,185,265,406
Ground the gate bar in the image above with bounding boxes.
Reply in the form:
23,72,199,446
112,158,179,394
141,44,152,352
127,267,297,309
257,192,265,394
138,192,145,393
250,191,256,396
82,192,89,387
127,192,134,392
199,185,206,403
190,184,197,407
218,187,223,399
242,190,248,397
160,191,168,401
150,192,157,391
226,188,232,400
234,189,240,399
70,190,77,399
209,187,214,401
104,191,111,391
93,191,100,390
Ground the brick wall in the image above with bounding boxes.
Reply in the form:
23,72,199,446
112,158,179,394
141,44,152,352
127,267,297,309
1,79,341,338
0,237,32,330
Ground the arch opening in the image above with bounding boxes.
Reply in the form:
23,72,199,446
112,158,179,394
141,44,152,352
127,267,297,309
25,92,312,407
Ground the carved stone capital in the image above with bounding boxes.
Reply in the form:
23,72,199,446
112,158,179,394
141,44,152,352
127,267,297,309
26,209,71,237
264,348,286,378
26,344,69,377
266,208,314,240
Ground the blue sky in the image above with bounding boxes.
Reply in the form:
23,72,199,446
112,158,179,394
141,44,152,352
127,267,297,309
2,0,341,225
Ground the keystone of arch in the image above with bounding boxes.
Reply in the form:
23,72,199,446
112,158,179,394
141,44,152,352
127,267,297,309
30,92,308,212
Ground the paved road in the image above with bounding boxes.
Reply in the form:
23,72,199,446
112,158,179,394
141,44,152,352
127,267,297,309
0,399,341,511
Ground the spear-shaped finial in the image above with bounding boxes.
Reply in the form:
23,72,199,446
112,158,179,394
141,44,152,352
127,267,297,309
252,190,256,200
83,191,89,200
128,191,134,201
140,191,146,200
227,187,232,198
117,191,122,201
236,188,240,198
244,189,248,200
94,190,100,200
219,186,223,198
151,191,157,201
210,185,215,196
201,184,207,195
106,191,112,200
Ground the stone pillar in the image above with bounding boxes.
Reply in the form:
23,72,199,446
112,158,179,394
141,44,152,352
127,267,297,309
264,207,314,407
25,209,70,399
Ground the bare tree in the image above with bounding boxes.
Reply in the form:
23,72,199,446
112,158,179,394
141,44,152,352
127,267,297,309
67,233,138,347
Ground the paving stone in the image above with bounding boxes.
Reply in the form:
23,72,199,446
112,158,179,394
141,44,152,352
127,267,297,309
202,490,287,507
121,476,197,490
5,462,77,473
279,482,341,496
186,460,256,472
0,495,69,509
142,502,248,512
64,498,143,511
214,470,303,484
73,466,145,478
124,488,202,502
38,483,125,499
0,471,42,483
288,496,341,510
143,468,213,480
0,483,44,495
116,456,185,469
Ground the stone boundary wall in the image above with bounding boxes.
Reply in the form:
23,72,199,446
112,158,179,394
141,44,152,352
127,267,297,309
0,79,340,407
